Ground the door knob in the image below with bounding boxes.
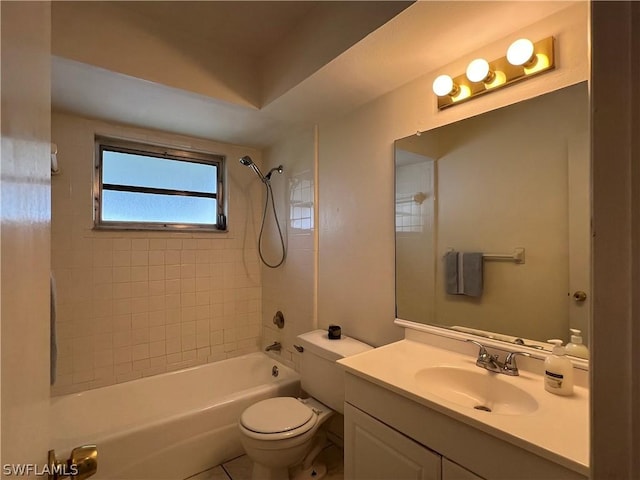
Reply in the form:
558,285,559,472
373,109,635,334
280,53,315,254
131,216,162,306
48,445,97,480
573,291,587,302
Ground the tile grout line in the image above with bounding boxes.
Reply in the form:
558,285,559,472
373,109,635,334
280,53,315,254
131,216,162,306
220,464,233,480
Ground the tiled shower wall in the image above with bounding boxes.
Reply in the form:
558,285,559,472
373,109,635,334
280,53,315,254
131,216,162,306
51,112,264,395
261,127,317,371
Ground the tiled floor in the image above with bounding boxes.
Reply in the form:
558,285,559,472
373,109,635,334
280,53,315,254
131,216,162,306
186,444,344,480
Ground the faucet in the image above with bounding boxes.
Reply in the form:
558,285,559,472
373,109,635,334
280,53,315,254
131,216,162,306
265,341,282,352
466,339,530,376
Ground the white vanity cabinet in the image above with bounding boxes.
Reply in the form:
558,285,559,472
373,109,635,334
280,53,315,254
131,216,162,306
442,459,484,480
344,402,442,480
345,402,482,480
343,372,587,480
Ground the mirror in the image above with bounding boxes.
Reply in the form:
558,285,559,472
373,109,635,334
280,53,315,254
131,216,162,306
395,83,589,354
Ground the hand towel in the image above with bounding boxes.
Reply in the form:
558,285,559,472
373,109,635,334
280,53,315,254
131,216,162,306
445,251,460,295
462,252,484,297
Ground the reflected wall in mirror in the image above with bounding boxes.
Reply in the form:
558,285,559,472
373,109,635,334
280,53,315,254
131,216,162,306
395,82,590,353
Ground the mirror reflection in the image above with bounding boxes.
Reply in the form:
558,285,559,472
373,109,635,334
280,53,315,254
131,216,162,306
395,83,589,355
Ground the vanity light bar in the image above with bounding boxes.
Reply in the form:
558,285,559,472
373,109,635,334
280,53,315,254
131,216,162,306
434,36,555,110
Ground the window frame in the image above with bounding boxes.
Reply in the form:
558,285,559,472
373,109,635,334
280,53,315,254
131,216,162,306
94,136,227,232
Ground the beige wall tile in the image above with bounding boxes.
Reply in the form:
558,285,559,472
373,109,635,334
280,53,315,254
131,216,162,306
51,113,263,394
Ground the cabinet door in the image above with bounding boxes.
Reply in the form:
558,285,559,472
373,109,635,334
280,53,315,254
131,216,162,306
442,458,485,480
345,403,441,480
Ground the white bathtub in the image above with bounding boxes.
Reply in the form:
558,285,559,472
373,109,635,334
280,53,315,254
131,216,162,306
50,353,300,480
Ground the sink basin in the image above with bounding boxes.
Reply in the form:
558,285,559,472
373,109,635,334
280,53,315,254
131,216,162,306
414,366,538,415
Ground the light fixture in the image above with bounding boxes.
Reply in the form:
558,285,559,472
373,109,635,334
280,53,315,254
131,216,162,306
507,38,535,66
466,58,494,83
432,74,459,97
433,36,555,110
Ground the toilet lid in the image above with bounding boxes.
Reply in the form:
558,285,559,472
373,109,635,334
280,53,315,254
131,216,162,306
240,397,314,434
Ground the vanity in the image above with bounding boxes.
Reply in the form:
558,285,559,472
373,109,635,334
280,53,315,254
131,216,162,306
361,80,591,479
338,327,589,480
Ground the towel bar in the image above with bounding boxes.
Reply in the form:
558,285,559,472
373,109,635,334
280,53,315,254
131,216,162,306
445,248,525,264
482,248,525,264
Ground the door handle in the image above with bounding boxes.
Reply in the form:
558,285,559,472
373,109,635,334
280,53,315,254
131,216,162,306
48,445,97,480
573,291,587,302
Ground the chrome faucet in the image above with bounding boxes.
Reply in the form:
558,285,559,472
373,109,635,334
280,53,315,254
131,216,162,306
466,339,530,376
265,341,282,352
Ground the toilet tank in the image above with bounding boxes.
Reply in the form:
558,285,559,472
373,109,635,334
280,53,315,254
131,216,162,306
297,329,372,414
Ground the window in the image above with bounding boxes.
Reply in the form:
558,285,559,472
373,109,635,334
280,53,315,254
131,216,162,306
289,175,314,230
94,137,226,231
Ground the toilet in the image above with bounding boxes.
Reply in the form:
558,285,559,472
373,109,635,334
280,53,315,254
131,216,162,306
238,329,372,480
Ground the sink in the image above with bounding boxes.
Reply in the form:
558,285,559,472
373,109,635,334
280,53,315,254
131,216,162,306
414,366,538,415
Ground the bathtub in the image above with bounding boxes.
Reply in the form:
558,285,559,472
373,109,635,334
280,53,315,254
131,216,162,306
49,353,300,479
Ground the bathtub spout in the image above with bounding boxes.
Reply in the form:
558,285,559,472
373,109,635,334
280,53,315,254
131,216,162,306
265,342,281,352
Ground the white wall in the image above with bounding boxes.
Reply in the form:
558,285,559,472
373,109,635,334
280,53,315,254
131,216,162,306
318,4,588,347
0,0,51,466
261,127,317,369
51,112,265,394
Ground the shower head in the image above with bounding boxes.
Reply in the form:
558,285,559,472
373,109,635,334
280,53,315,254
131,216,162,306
239,156,267,182
239,156,254,167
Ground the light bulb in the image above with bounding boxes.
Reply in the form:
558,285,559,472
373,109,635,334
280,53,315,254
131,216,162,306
466,58,492,83
507,38,535,66
432,75,457,97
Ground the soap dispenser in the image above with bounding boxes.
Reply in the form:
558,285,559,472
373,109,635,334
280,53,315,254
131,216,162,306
544,339,574,396
566,328,589,359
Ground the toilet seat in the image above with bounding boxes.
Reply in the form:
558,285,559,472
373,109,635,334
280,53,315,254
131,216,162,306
240,397,317,439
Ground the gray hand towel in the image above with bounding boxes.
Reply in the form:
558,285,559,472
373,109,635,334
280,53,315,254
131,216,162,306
462,253,484,297
445,251,460,295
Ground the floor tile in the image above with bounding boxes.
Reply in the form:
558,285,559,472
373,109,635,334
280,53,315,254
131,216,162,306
222,455,253,480
194,444,344,480
184,465,230,480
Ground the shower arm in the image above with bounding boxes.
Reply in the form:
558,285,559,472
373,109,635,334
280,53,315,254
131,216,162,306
265,165,284,182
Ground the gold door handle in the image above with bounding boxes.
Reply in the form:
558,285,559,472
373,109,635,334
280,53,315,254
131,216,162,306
48,445,97,480
573,291,588,302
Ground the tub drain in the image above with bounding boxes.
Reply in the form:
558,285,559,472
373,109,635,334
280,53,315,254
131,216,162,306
474,405,492,412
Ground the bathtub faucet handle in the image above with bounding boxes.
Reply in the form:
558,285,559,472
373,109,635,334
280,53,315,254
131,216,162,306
265,341,282,352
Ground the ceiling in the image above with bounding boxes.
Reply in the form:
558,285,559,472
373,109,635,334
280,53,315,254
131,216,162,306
51,1,574,149
111,1,317,59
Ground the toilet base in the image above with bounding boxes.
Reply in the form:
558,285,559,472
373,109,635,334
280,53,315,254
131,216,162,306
291,462,327,480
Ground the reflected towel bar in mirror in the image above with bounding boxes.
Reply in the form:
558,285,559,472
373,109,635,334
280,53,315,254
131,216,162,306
445,248,525,264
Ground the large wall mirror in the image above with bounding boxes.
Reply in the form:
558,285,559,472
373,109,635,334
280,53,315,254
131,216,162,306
395,82,590,354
